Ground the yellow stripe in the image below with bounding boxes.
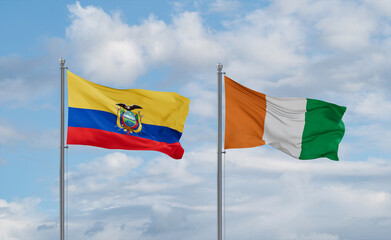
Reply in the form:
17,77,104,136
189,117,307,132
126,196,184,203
67,71,190,132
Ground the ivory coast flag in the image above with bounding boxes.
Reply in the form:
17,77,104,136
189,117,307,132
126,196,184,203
67,71,190,159
224,76,346,161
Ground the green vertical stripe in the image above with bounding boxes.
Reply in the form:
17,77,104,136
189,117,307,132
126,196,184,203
299,99,346,161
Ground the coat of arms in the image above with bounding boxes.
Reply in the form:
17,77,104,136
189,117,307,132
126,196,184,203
116,103,143,134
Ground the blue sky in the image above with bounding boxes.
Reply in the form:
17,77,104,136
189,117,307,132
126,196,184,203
1,0,390,239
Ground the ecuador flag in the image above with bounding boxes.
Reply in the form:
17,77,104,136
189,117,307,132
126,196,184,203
224,76,346,161
66,71,190,159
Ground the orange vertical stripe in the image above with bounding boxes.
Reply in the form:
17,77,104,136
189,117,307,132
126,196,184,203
224,76,267,149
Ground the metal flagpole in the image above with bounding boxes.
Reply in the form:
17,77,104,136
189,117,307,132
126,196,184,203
59,58,66,240
217,63,223,240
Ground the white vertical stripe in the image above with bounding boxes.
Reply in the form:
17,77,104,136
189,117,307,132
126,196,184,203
263,95,307,158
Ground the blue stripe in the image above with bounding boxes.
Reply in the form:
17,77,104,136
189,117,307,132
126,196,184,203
68,107,182,144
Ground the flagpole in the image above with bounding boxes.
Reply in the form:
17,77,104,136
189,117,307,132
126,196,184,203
59,58,66,240
217,63,223,240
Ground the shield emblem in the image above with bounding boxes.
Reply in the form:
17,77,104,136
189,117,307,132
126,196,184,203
116,104,143,134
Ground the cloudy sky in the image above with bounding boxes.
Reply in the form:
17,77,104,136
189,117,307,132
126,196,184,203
1,0,390,239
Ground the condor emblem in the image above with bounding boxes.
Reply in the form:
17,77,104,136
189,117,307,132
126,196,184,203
116,103,143,134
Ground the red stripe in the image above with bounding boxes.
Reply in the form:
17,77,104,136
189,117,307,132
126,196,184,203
67,127,184,159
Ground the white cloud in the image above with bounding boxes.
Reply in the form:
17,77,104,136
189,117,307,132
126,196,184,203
282,232,341,240
66,2,146,86
77,152,142,178
51,3,391,238
2,0,390,104
56,1,391,144
144,204,187,235
0,120,23,145
0,198,57,240
364,0,391,19
1,1,391,239
46,148,390,239
183,81,216,118
219,0,391,95
209,0,242,13
314,1,377,51
349,91,391,121
219,148,391,240
2,147,391,239
67,152,143,211
218,7,307,88
65,2,222,86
